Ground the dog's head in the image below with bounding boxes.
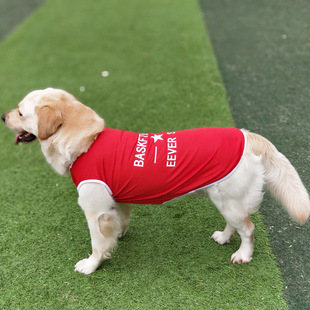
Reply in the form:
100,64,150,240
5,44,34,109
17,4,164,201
2,88,77,144
2,88,105,174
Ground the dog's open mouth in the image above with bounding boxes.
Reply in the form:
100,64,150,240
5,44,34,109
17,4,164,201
15,131,37,145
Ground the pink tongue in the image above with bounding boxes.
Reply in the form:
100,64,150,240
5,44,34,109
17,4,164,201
14,132,23,145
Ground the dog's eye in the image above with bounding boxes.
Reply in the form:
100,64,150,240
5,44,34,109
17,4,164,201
19,111,23,117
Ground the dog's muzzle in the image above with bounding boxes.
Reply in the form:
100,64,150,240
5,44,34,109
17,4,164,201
2,113,37,144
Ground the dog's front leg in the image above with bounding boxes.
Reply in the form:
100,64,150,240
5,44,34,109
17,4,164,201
74,183,121,275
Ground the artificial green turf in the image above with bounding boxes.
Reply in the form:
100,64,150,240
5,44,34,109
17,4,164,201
0,0,45,41
0,0,288,308
201,1,310,308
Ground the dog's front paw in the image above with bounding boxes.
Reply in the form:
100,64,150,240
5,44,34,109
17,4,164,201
230,250,252,264
74,256,101,275
211,231,231,244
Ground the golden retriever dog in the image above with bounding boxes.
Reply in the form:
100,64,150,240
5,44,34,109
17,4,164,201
2,88,309,274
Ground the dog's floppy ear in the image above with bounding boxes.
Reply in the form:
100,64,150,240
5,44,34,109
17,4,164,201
36,105,63,140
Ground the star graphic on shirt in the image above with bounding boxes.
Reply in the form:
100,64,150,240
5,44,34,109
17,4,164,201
151,134,164,143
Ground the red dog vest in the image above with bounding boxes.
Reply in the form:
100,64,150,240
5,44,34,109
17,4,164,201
70,127,246,204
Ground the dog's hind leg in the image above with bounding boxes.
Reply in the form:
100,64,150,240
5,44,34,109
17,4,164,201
207,149,265,263
218,202,255,263
211,223,236,245
74,183,121,275
229,216,255,264
208,186,256,263
206,184,237,245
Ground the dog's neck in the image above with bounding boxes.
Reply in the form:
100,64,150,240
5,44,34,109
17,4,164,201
40,122,104,175
41,140,71,175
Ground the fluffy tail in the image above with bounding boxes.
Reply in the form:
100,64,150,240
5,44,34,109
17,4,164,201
247,132,310,223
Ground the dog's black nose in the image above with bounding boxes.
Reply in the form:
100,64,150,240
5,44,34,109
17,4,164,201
1,114,5,122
